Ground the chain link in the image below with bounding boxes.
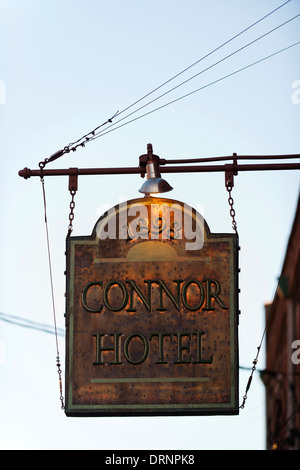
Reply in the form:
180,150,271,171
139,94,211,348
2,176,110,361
67,190,76,237
226,185,238,233
225,183,260,410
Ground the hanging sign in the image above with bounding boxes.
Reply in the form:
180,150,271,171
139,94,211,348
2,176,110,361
65,197,239,416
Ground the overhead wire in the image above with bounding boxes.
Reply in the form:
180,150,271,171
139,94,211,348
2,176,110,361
64,0,294,153
85,14,300,143
90,40,300,140
0,312,64,337
105,0,292,119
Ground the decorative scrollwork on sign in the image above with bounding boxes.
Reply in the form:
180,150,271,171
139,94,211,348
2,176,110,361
151,216,165,236
127,217,150,240
137,218,151,236
165,220,182,240
126,216,182,241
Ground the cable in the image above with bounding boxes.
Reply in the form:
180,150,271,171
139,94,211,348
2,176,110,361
41,178,60,351
67,110,119,148
63,1,293,154
88,12,300,142
0,312,64,337
40,176,65,409
89,41,300,140
110,0,292,119
88,16,300,142
239,267,289,410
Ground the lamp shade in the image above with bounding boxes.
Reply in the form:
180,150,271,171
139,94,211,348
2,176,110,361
139,161,173,196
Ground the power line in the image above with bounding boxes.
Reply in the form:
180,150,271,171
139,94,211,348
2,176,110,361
107,0,293,120
89,13,300,142
64,0,293,153
0,312,64,337
89,41,300,140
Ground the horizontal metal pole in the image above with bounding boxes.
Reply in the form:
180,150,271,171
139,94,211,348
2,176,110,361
161,153,300,164
18,167,142,178
18,162,300,179
161,162,300,173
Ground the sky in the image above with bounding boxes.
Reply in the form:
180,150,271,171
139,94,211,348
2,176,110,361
0,0,300,451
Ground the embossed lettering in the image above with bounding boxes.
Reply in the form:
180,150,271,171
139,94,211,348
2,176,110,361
93,331,213,366
82,278,228,313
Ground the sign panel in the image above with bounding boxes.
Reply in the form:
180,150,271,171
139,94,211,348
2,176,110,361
65,197,239,416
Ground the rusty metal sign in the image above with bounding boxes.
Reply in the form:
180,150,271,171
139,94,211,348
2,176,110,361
65,197,239,416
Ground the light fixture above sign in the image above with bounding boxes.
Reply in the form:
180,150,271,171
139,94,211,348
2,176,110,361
138,144,173,196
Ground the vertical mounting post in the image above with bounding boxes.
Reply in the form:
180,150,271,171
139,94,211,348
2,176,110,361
225,153,238,188
68,168,78,192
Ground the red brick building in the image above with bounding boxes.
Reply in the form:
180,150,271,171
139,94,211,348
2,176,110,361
264,192,300,450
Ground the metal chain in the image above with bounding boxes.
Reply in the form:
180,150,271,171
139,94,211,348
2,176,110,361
226,185,238,233
225,183,262,409
226,182,252,410
67,190,76,237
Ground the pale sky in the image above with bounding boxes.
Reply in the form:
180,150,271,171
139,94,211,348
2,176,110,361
0,0,299,450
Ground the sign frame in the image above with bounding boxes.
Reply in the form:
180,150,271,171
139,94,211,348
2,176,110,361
65,197,239,417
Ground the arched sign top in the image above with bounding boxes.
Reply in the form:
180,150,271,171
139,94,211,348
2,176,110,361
92,197,212,256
